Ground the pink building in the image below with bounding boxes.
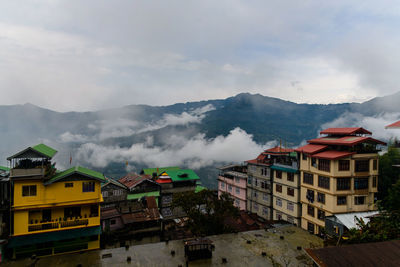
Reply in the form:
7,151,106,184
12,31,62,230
217,165,247,210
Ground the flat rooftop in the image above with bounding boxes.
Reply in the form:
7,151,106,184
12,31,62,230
5,225,323,267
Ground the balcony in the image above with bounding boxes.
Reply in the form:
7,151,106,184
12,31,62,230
10,168,45,178
28,218,90,232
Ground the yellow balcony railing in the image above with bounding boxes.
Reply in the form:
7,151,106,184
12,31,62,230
28,218,90,232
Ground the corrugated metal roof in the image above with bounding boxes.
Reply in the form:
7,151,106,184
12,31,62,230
45,166,106,185
320,127,372,135
333,211,379,230
311,150,356,160
295,144,327,154
308,136,386,146
386,120,400,129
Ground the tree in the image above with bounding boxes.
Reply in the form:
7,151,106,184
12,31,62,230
378,144,400,202
172,190,239,236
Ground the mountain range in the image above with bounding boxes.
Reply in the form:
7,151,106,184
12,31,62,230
1,91,399,188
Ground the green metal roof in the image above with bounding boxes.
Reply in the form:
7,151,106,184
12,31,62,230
7,226,101,248
7,143,58,160
45,166,106,185
142,166,180,176
165,169,200,182
270,165,298,174
0,166,10,172
126,191,160,200
32,144,57,158
195,185,207,193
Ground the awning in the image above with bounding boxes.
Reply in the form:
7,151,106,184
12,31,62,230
7,226,101,248
270,165,298,173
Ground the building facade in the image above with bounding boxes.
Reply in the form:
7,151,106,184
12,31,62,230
296,127,385,235
217,165,247,210
270,149,301,226
7,144,105,259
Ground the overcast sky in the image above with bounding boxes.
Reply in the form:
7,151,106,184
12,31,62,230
1,1,400,111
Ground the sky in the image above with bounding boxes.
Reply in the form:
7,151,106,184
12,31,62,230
1,1,400,111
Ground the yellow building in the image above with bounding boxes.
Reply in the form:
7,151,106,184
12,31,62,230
296,128,385,235
7,144,105,259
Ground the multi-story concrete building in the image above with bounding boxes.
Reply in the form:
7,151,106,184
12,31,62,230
217,165,247,210
246,147,286,220
270,148,301,226
296,127,385,235
7,144,105,259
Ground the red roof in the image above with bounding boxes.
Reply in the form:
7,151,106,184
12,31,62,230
312,150,356,160
264,146,294,154
385,120,400,129
320,127,372,135
155,178,172,184
121,197,160,224
118,173,152,189
101,208,121,220
308,136,386,146
295,144,327,154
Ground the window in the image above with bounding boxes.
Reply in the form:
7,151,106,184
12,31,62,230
255,179,258,187
337,178,351,190
83,181,95,192
261,168,269,177
65,183,73,188
373,159,378,170
318,176,330,189
228,185,232,192
276,184,282,193
287,202,294,211
355,196,365,205
64,206,81,218
317,192,325,204
337,196,347,205
307,205,314,217
318,159,330,172
22,185,37,196
235,187,240,194
339,160,350,171
317,209,325,221
263,193,269,201
253,191,258,198
302,153,308,160
287,216,294,224
354,178,368,190
220,182,225,188
90,204,99,217
235,199,240,207
276,170,282,179
261,181,266,189
373,176,377,188
355,160,369,172
235,177,240,183
113,189,123,196
306,189,314,202
102,191,109,197
287,173,294,182
253,202,258,211
247,176,252,185
303,173,313,185
287,187,294,196
262,206,268,215
307,222,314,234
311,157,317,167
276,198,282,207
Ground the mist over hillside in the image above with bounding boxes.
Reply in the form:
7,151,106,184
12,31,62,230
1,92,400,188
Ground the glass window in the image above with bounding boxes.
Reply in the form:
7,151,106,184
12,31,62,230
287,202,294,211
276,184,282,193
247,176,252,185
373,176,377,188
318,159,331,172
303,173,313,185
102,191,109,197
220,182,225,188
355,160,369,172
235,199,240,207
276,170,282,179
235,177,240,183
253,202,258,211
354,178,368,190
263,193,269,201
318,176,330,190
355,196,365,205
317,192,325,204
262,206,268,215
83,181,95,192
287,187,294,196
228,185,232,192
276,198,282,207
373,159,378,170
338,160,350,171
337,178,351,190
235,187,240,194
317,209,325,221
65,183,73,188
302,153,308,160
287,173,294,182
306,189,314,202
307,205,314,217
337,196,347,205
22,185,37,196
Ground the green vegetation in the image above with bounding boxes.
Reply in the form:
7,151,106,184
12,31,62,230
172,190,239,236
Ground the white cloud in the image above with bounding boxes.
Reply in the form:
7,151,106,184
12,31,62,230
75,127,277,169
